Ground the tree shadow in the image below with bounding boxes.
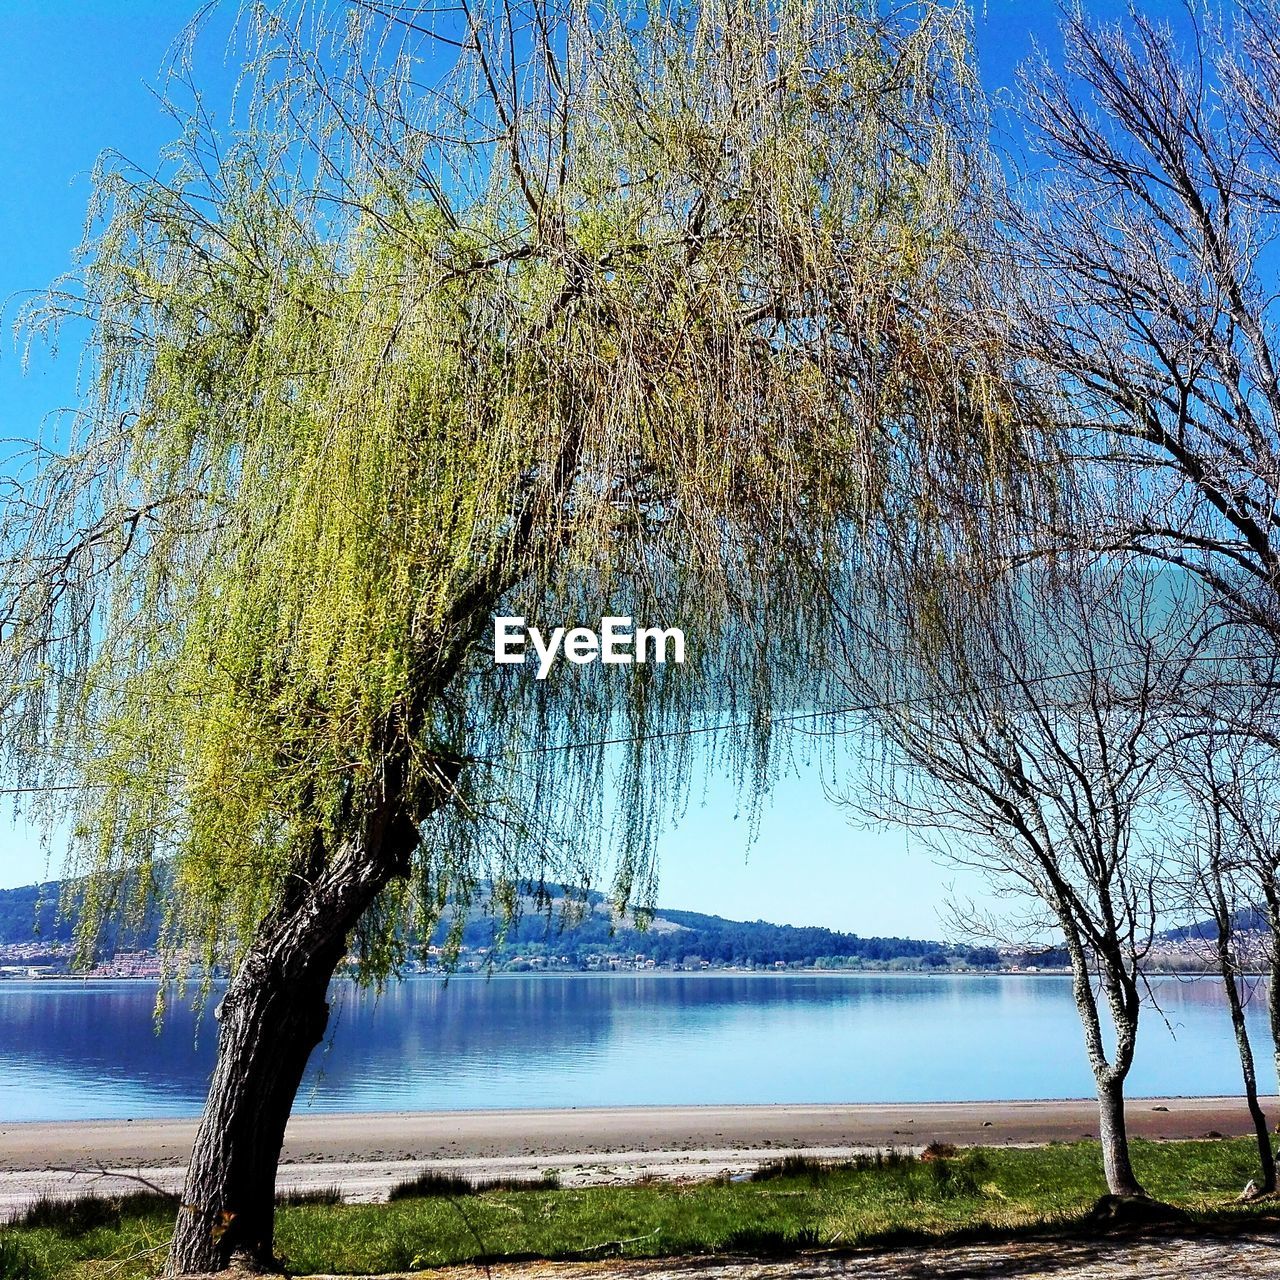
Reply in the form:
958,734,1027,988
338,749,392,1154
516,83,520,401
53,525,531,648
813,1213,1280,1280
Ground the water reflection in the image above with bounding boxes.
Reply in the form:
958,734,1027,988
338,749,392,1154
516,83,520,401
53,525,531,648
0,973,1273,1122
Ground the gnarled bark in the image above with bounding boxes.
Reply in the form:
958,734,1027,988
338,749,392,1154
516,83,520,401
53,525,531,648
167,795,428,1275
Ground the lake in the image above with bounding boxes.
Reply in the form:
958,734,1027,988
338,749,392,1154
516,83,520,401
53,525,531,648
0,972,1272,1122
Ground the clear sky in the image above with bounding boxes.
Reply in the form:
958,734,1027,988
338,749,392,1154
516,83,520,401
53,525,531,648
0,0,1189,937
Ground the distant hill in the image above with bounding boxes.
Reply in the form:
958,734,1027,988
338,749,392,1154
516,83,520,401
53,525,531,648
0,874,1000,971
0,878,160,955
0,881,78,946
1162,907,1270,944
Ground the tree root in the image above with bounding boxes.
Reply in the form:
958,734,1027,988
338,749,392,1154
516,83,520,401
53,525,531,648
1086,1194,1190,1231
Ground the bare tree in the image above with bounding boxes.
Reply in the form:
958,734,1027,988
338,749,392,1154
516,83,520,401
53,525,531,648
1229,764,1280,1102
995,2,1280,1201
836,555,1206,1200
1172,731,1278,1194
1013,4,1280,647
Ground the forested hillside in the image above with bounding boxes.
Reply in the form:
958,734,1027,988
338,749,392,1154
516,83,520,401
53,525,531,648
0,876,999,970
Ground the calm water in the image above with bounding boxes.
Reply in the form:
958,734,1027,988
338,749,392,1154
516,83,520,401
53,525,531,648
0,973,1273,1122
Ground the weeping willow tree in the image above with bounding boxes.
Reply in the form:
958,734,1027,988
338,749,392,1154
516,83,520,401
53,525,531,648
0,0,1019,1271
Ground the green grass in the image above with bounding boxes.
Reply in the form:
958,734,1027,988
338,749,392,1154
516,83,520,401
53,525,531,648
2,1140,1278,1279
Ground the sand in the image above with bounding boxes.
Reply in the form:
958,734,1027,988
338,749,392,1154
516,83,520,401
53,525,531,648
0,1096,1273,1211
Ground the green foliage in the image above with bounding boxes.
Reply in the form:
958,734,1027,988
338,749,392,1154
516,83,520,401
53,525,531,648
0,0,1019,984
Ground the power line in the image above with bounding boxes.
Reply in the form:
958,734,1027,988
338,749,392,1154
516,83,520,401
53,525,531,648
0,650,1270,797
472,648,1273,760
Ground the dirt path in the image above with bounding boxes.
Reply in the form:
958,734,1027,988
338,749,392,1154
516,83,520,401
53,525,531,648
282,1232,1280,1280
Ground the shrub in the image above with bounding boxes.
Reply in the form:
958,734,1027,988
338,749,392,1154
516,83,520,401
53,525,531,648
750,1151,912,1183
387,1170,560,1201
9,1191,177,1237
276,1187,343,1207
925,1158,980,1199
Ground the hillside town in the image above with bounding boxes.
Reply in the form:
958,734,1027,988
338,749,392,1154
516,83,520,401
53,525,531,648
0,929,1265,980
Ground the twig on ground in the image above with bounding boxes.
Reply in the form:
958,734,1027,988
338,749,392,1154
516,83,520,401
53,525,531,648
100,1237,173,1276
581,1229,661,1253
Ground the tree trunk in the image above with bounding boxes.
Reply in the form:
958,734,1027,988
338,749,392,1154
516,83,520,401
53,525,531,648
167,794,425,1276
1212,884,1275,1192
167,934,344,1272
1225,971,1276,1193
1261,885,1280,1116
1095,1071,1144,1198
1058,910,1146,1199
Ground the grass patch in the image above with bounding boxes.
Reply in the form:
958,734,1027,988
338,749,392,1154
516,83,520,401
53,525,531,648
2,1138,1278,1279
749,1151,913,1182
0,1235,41,1280
388,1170,561,1201
8,1191,178,1236
0,1190,176,1280
276,1187,344,1208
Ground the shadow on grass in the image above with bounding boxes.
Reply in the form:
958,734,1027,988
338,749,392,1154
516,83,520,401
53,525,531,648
790,1206,1280,1280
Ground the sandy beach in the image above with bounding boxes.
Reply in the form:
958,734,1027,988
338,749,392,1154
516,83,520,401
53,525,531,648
1,1096,1273,1211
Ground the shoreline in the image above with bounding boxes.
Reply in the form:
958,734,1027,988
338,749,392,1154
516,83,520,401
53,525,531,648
4,1096,1270,1170
1,1096,1273,1210
0,968,1248,983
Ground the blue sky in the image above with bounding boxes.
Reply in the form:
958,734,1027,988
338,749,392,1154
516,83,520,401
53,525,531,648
0,1,1189,936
